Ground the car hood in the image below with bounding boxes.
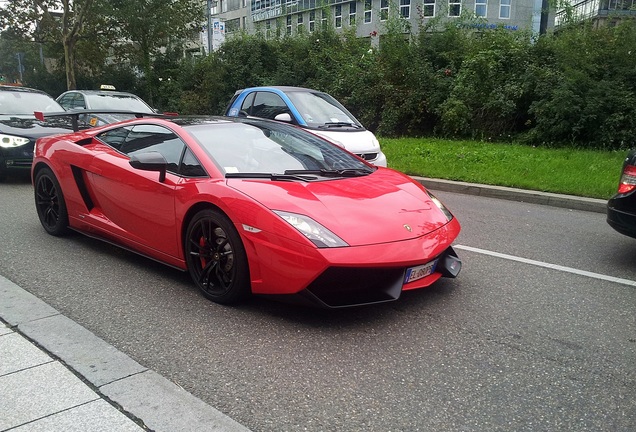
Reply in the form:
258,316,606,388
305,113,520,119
309,129,380,154
227,169,452,247
0,116,73,138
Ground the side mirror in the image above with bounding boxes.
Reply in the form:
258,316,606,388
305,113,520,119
129,151,167,182
274,112,293,123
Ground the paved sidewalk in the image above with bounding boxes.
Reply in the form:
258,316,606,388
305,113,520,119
0,178,607,432
0,276,251,432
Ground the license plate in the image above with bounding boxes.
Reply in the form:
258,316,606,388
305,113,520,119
404,259,438,284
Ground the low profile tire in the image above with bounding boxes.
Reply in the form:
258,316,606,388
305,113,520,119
34,167,69,236
185,209,250,304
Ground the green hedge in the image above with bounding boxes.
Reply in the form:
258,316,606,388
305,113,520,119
24,16,636,150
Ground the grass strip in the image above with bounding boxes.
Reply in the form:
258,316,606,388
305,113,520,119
381,137,628,199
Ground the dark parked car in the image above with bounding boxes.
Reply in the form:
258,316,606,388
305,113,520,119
0,85,71,180
607,149,636,238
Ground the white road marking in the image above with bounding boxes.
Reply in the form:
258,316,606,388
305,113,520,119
455,244,636,287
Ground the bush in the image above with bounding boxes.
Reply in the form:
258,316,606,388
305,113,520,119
17,15,636,150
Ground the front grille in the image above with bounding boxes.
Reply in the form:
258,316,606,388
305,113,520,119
355,152,379,161
303,267,404,307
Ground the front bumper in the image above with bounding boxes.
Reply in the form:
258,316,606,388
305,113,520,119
1,142,35,169
289,246,462,308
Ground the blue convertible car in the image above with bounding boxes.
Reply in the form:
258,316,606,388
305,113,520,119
225,86,387,167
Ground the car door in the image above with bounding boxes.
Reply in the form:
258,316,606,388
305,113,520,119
87,124,183,258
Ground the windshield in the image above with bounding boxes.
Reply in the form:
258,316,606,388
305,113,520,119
0,91,63,115
187,119,373,177
85,94,153,112
285,91,363,129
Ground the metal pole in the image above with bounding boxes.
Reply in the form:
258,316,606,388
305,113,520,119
207,0,212,54
16,53,23,83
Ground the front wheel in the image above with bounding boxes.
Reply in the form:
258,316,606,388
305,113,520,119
34,167,69,236
185,209,250,304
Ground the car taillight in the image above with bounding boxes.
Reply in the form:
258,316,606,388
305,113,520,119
618,164,636,194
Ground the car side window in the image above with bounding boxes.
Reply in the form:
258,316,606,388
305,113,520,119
180,148,207,177
239,92,255,116
250,92,289,120
97,126,133,150
120,125,185,174
57,94,73,109
72,93,86,109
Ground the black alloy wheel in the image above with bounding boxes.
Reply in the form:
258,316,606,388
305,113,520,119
34,167,69,236
185,209,250,304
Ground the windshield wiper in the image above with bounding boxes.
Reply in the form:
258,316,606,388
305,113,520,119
225,172,318,181
285,168,374,177
318,122,362,129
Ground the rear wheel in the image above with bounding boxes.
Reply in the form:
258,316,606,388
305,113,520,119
185,209,250,304
34,167,69,236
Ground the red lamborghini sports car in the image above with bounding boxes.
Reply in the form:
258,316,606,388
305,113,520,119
32,115,461,308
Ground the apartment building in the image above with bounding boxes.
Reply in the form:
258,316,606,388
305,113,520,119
208,0,554,42
555,0,636,26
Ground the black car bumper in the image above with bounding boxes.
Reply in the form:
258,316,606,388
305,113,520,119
607,197,636,239
0,143,35,171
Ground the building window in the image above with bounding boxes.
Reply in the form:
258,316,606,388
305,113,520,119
226,18,240,33
309,10,315,32
349,2,357,25
499,0,510,18
364,0,372,22
423,0,435,16
265,19,271,38
448,0,461,16
335,4,343,28
321,9,328,28
286,14,292,34
381,0,389,20
297,13,304,32
475,0,487,16
400,0,410,18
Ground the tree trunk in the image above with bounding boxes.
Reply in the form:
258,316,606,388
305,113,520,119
141,36,154,106
63,36,77,90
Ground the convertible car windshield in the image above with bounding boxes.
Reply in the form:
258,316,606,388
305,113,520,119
284,91,362,129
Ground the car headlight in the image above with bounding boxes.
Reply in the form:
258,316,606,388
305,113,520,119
426,190,454,221
274,211,348,248
0,134,30,148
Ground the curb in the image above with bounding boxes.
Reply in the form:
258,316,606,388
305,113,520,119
414,177,608,214
0,275,251,432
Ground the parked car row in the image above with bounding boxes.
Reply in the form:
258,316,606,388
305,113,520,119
0,84,386,181
0,85,157,180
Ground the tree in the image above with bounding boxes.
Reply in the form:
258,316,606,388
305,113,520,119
0,0,97,90
104,0,204,105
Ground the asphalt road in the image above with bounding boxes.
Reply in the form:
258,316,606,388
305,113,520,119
1,173,635,432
